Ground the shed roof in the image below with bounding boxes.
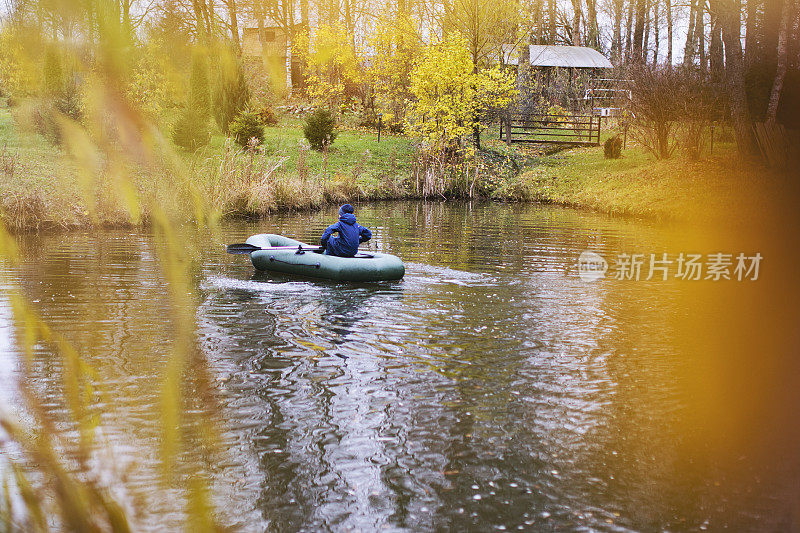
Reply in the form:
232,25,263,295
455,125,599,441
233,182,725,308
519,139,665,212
528,45,612,68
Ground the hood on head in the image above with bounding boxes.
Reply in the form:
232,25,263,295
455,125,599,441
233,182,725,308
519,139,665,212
339,212,356,225
339,204,354,216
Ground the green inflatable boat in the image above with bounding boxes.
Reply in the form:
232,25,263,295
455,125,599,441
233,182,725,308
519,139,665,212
228,234,405,282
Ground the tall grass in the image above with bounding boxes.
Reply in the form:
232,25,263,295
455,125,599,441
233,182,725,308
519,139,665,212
198,139,379,216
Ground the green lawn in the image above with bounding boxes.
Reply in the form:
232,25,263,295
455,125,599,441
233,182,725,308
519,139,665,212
508,142,782,223
1,100,786,230
203,120,415,185
0,105,87,228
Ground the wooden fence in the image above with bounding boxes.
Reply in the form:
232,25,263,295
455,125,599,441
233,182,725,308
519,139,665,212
753,121,800,168
500,113,602,146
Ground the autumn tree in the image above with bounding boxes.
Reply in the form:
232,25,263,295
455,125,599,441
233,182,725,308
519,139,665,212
407,33,516,150
294,22,362,109
441,0,522,69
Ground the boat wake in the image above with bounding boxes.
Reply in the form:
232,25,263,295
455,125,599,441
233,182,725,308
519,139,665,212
202,275,318,294
404,263,495,287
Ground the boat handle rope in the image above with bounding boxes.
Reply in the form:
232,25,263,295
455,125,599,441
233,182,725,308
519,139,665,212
269,256,321,269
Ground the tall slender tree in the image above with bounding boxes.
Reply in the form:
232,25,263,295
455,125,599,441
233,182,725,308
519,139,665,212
744,0,760,65
699,0,707,71
570,0,583,45
652,0,660,65
665,0,673,65
710,8,724,76
611,0,625,62
225,0,241,52
643,0,651,61
585,0,599,48
632,0,646,61
624,0,635,60
684,0,698,65
766,0,794,122
711,0,758,156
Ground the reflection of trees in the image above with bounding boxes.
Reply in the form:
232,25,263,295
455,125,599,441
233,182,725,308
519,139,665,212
249,200,694,531
198,269,410,530
10,228,224,529
8,201,772,530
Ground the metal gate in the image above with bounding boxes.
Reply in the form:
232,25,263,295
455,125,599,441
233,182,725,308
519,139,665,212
499,113,602,146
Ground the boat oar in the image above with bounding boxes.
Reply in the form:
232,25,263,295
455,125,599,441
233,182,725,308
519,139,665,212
227,243,325,254
227,243,376,255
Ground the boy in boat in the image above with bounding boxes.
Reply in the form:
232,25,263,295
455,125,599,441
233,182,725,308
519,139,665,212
320,204,372,257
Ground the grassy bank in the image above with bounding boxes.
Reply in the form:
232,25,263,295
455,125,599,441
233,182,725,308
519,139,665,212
499,143,790,223
0,104,418,229
1,100,789,231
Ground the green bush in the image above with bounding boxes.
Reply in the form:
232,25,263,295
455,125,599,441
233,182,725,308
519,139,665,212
229,110,265,149
43,46,64,97
31,80,83,145
303,108,338,150
189,50,210,116
255,105,278,126
55,79,82,120
604,134,622,159
213,61,250,133
172,107,210,151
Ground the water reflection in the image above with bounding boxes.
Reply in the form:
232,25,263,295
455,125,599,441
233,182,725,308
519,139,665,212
2,201,798,531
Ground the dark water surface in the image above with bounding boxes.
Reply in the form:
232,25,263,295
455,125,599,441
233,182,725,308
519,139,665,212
2,201,798,531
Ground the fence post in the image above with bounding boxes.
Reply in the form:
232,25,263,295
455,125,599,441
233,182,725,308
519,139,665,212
505,111,512,146
377,113,382,143
710,122,715,154
597,116,602,145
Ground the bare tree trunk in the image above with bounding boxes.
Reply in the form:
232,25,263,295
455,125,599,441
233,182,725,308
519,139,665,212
255,0,268,66
710,9,724,76
652,0,660,65
570,0,582,45
121,0,131,41
300,0,309,55
191,0,207,44
666,0,673,63
532,0,543,43
442,0,450,38
612,0,624,62
643,0,651,62
632,0,646,61
744,0,760,65
549,0,556,43
684,0,698,65
345,0,355,52
586,0,599,48
227,0,240,52
712,0,758,156
201,0,213,40
766,0,792,122
699,0,707,71
284,0,294,98
625,0,635,61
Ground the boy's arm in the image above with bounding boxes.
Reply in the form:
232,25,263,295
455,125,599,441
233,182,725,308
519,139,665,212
320,223,339,247
358,225,372,243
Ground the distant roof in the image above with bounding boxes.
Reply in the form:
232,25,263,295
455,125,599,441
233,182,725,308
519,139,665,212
527,45,612,68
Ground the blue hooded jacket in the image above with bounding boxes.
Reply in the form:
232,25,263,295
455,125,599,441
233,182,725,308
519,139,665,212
320,204,372,257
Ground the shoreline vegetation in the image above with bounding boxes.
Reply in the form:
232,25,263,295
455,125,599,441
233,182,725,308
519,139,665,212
1,100,788,232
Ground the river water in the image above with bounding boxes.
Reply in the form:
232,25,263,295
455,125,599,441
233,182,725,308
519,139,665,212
1,201,798,531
